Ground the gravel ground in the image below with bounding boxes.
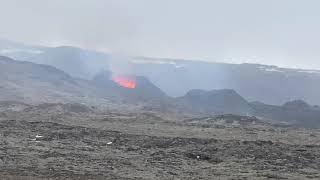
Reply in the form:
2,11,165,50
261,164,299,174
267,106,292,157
0,103,320,179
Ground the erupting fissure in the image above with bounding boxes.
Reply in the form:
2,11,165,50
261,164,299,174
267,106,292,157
112,75,137,89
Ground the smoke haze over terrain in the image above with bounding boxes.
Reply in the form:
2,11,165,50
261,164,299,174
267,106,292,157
3,2,320,178
1,0,320,69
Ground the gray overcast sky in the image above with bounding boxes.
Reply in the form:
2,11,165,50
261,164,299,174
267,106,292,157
0,0,320,69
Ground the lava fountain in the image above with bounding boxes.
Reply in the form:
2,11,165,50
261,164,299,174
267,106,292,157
112,75,137,89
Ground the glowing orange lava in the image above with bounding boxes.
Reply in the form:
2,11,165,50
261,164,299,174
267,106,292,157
113,75,137,89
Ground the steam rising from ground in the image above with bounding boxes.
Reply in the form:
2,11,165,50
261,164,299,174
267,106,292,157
109,55,133,76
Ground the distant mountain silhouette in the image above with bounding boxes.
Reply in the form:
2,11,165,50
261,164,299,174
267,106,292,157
282,100,311,109
177,89,252,115
25,46,110,79
0,56,112,104
3,40,320,105
251,100,320,127
131,57,320,105
2,55,320,127
0,39,46,60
